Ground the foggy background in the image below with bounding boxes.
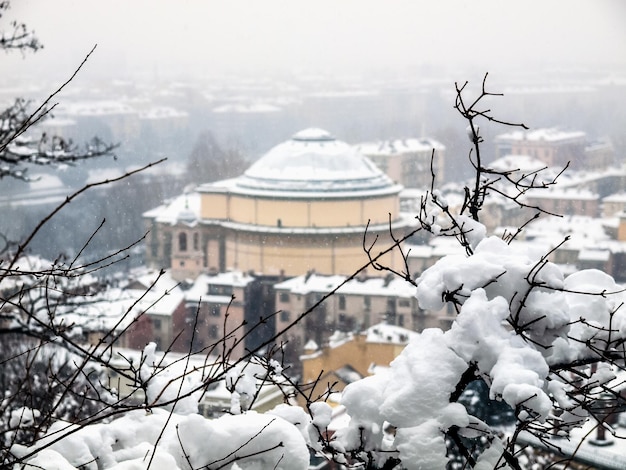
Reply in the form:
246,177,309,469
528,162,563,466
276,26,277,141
6,0,626,80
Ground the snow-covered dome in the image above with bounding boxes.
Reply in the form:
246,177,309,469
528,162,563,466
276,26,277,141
236,128,396,194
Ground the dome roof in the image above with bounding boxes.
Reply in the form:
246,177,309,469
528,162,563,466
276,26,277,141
236,128,395,194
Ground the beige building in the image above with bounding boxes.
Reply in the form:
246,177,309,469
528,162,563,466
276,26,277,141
603,193,626,218
298,324,416,406
494,128,613,171
144,128,413,281
273,272,446,364
178,271,255,361
357,138,445,188
522,188,600,218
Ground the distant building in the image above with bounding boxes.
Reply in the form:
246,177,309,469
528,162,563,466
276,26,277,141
494,128,613,171
603,193,626,218
357,138,445,188
522,187,600,218
273,272,445,364
144,128,413,281
105,348,287,417
178,270,256,361
298,323,417,407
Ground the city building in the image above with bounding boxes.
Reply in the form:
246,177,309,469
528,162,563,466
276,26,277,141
603,193,626,218
144,128,414,281
357,138,445,188
522,187,600,218
298,323,417,407
273,272,446,363
494,127,614,171
177,270,257,361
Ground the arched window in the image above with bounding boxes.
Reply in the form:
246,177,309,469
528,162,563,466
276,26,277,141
193,232,199,251
178,232,187,252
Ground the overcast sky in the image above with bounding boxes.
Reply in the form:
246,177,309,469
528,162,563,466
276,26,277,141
5,0,626,83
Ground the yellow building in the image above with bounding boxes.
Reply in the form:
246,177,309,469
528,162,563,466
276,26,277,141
145,128,412,281
298,323,416,406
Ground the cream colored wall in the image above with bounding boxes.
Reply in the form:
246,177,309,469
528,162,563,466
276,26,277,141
206,239,221,271
194,187,405,276
201,192,229,220
225,232,398,276
618,216,626,241
308,199,364,226
236,196,398,228
202,189,399,229
603,201,626,218
229,196,256,224
362,196,399,224
254,199,309,226
299,335,405,406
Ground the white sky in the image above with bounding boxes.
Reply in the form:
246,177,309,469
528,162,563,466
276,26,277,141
5,0,626,81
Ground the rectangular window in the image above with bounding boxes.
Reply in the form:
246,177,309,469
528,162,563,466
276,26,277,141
338,295,346,311
210,305,221,317
209,324,220,339
208,285,233,296
364,296,371,310
280,310,290,322
398,299,410,308
279,292,290,303
152,318,162,330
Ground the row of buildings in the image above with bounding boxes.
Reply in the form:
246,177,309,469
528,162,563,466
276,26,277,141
9,124,617,391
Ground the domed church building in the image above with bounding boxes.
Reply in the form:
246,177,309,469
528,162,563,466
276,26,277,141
144,129,413,281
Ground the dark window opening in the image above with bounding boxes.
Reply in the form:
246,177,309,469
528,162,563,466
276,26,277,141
179,232,187,251
193,232,199,250
209,325,220,339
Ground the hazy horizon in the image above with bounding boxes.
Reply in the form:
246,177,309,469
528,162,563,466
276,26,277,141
4,0,626,85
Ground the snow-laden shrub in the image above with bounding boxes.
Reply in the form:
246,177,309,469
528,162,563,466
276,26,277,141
337,233,626,468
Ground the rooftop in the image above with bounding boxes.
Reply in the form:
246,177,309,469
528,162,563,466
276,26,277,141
495,127,586,143
356,138,445,156
274,272,416,298
199,128,400,197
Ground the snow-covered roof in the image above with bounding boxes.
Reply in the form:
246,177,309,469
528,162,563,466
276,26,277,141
274,273,345,294
274,272,416,298
60,100,137,117
524,187,598,201
28,173,64,191
365,322,418,344
212,103,281,113
143,192,201,225
198,128,400,197
489,154,548,173
495,127,586,143
578,248,611,262
138,106,188,120
185,271,255,303
60,269,184,333
524,215,611,248
40,117,77,127
603,192,626,203
356,138,445,157
85,167,126,185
